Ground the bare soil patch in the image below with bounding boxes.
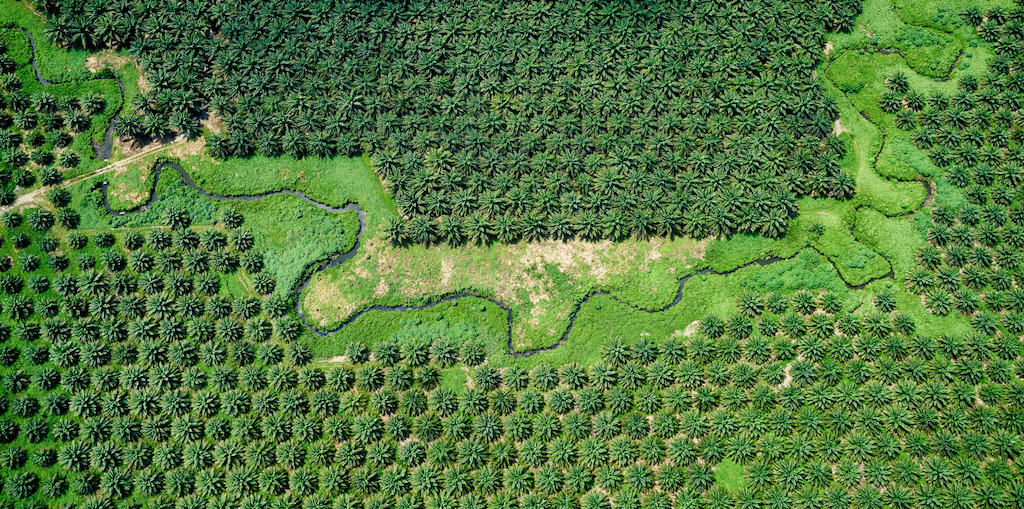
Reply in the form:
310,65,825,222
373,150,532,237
306,232,706,342
86,50,132,72
522,239,611,282
683,320,700,336
832,119,848,136
168,137,207,159
115,135,170,158
306,282,358,326
202,111,226,135
137,71,151,95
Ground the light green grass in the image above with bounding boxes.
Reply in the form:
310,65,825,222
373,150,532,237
67,161,359,298
168,140,896,356
715,459,746,492
43,0,994,367
102,156,156,211
441,367,469,392
185,152,398,232
307,247,866,370
827,0,1006,79
818,0,994,340
0,0,92,81
892,0,1014,33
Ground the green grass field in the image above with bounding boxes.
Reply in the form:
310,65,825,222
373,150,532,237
65,160,360,300
6,0,993,365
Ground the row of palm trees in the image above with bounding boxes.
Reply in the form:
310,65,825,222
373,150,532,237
36,0,862,243
892,6,1024,323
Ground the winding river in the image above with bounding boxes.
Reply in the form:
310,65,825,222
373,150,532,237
15,18,939,357
97,160,912,357
9,26,124,161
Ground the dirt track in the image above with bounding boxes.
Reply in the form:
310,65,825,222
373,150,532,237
1,137,184,212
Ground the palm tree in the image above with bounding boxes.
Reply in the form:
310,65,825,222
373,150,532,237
408,216,436,245
465,213,493,245
113,113,141,139
439,215,465,247
521,214,546,242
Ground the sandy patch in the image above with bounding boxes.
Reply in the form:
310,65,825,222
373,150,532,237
302,231,709,346
111,164,131,179
521,239,611,282
112,188,147,206
86,50,132,72
683,320,700,336
305,280,358,326
87,50,149,97
832,119,848,137
319,356,347,364
781,363,793,387
168,137,206,158
529,291,550,315
272,166,308,186
690,238,708,260
367,238,396,276
203,111,226,135
645,241,664,263
824,41,833,55
115,135,168,158
440,257,454,287
137,72,151,95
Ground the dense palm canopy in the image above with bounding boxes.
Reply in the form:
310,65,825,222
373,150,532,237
38,0,861,243
3,206,1024,509
7,1,1024,508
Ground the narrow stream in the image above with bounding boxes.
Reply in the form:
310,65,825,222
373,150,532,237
101,162,904,357
51,19,946,354
11,26,124,161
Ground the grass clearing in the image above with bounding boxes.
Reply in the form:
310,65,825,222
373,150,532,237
170,139,898,352
104,157,155,211
67,162,359,297
297,0,994,360
714,459,746,493
5,1,1024,507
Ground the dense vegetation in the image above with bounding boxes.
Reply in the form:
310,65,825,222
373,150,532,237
0,34,101,205
886,8,1024,332
0,201,310,506
36,0,861,243
7,0,1024,508
4,200,1024,508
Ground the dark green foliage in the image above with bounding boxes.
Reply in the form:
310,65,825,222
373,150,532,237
0,43,105,200
3,3,1024,509
42,0,862,243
